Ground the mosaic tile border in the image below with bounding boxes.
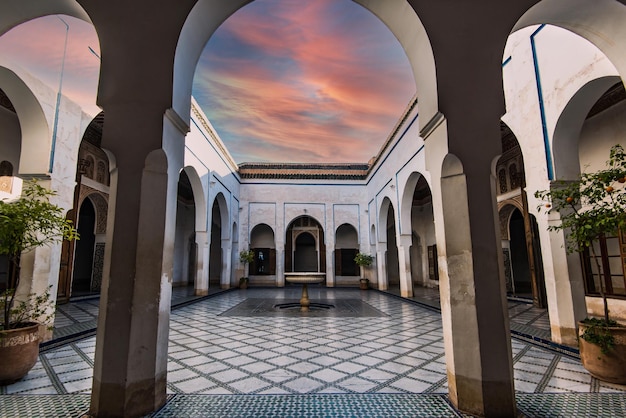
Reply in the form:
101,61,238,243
517,393,626,417
150,393,463,418
0,394,90,418
1,393,624,417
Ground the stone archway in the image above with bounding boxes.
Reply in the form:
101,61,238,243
249,223,276,284
378,197,400,292
72,198,96,295
335,223,359,285
174,0,437,134
209,199,223,288
406,175,436,290
285,216,325,275
173,170,196,289
0,67,50,175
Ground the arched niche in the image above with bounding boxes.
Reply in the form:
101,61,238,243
335,223,359,278
285,216,325,274
249,223,275,276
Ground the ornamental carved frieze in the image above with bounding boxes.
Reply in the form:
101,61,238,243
78,141,110,186
78,185,109,234
497,198,523,240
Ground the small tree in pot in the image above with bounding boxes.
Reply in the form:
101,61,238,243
0,181,78,383
239,249,254,289
354,253,374,290
535,144,626,384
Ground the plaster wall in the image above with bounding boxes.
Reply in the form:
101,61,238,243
0,62,92,320
502,24,625,341
185,98,240,237
503,24,618,203
579,100,626,171
240,182,367,248
0,106,20,171
579,100,626,322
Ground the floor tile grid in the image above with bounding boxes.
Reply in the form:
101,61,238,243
165,297,449,396
2,341,96,396
165,288,580,398
0,288,624,393
53,300,99,329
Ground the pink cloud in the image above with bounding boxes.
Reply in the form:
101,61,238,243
0,15,101,117
195,0,416,163
0,3,416,164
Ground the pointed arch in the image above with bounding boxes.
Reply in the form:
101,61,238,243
211,191,230,240
513,0,626,82
552,76,622,180
181,166,207,229
378,196,394,244
174,0,436,132
0,0,91,36
0,67,49,174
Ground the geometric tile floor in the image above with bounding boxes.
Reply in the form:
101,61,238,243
1,287,626,417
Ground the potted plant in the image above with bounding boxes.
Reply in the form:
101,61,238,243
239,249,254,289
535,144,626,384
0,181,78,384
354,252,374,290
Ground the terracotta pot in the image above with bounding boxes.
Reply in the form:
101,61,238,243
0,323,41,385
578,321,626,384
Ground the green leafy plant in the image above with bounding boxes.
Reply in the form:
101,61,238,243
0,287,54,331
0,181,78,330
579,317,617,355
239,249,254,265
535,144,626,347
354,253,374,267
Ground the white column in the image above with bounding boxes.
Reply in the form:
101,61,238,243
397,235,413,297
376,248,388,290
325,243,335,287
221,238,231,289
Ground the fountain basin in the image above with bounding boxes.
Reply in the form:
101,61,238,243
284,272,326,312
284,272,326,284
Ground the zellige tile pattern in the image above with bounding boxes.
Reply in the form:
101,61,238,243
1,287,625,417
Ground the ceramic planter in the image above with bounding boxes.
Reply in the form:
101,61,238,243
578,321,626,384
0,322,41,384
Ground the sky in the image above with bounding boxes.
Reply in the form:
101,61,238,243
0,0,415,164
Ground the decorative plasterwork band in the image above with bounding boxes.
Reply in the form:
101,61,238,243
190,103,238,170
419,111,445,140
